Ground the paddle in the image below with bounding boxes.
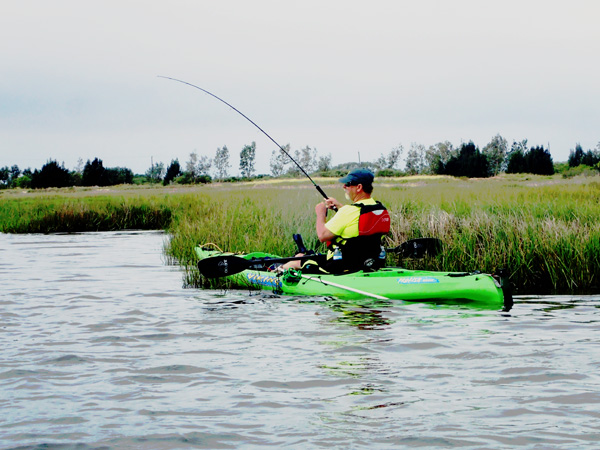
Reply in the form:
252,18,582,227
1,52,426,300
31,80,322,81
198,254,320,278
197,238,442,278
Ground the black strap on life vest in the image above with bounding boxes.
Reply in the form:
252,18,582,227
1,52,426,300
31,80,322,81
331,201,391,272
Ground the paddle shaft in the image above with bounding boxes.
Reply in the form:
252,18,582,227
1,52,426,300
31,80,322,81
244,254,319,269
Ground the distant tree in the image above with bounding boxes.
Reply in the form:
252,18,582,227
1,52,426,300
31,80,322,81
82,158,105,186
288,146,317,177
427,141,455,174
581,148,600,167
185,152,199,182
440,142,490,178
567,142,600,170
145,160,165,184
568,144,584,167
526,146,554,175
0,167,9,188
482,134,508,175
10,165,21,182
70,158,83,186
506,142,554,175
506,140,529,174
31,160,73,188
75,158,84,175
183,152,212,184
506,148,527,174
375,145,403,170
374,154,386,170
80,158,133,186
270,144,291,177
79,158,133,186
71,171,82,186
404,143,426,175
512,139,529,155
331,161,362,172
163,159,181,185
317,153,332,172
213,146,231,181
0,165,21,188
14,170,32,188
104,167,134,185
239,142,256,178
196,155,212,178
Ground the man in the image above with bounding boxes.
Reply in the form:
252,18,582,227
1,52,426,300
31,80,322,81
281,168,390,274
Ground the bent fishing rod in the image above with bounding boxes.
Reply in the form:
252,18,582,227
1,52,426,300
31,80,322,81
158,76,333,204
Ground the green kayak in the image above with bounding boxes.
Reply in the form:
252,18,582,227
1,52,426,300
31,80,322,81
195,247,513,310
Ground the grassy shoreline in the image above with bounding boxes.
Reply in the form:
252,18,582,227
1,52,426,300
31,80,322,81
2,175,599,295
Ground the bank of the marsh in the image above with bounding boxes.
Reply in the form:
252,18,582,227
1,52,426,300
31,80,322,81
0,185,177,233
1,175,599,295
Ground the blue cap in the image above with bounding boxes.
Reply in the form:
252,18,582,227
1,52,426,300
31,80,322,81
338,168,374,185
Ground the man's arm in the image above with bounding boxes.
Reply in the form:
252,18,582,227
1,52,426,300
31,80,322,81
315,202,337,243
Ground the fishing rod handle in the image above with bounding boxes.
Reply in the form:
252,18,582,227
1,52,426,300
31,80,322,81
316,185,338,211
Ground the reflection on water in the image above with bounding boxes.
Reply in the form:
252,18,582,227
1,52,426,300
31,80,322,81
326,298,396,329
1,231,600,449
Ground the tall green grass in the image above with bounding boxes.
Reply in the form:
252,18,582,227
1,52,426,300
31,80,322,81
0,194,173,233
2,177,599,294
166,176,600,293
376,177,600,294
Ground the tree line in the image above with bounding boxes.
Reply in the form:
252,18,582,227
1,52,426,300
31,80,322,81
2,136,599,190
0,158,134,190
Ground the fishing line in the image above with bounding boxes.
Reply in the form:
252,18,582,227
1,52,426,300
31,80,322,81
158,76,332,203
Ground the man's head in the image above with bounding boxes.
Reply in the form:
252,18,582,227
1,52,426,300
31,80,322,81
339,168,374,200
339,168,374,190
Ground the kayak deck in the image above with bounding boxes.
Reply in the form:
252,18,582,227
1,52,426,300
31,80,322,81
195,247,512,310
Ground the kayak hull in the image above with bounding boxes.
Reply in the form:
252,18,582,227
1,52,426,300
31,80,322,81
195,248,511,310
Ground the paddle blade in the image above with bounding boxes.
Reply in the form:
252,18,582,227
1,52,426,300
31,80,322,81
399,238,443,259
197,255,250,278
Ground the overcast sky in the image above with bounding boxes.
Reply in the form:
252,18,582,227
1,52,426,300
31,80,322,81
2,0,599,175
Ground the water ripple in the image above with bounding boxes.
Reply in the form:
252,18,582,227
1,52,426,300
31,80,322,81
1,232,600,449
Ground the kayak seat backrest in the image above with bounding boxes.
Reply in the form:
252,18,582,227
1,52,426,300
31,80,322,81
341,233,385,272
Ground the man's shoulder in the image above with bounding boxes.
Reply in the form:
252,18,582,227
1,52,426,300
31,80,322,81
352,198,378,206
335,204,360,216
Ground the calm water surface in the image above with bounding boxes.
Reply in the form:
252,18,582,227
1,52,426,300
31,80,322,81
1,231,599,449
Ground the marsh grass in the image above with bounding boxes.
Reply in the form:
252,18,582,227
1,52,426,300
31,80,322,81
378,177,600,294
0,193,173,233
2,176,599,294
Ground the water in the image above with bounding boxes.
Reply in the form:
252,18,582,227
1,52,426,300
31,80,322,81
1,231,599,449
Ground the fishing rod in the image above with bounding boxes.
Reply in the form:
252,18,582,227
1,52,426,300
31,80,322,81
158,76,332,204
